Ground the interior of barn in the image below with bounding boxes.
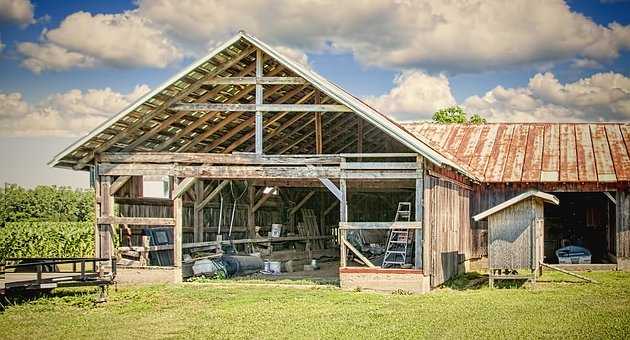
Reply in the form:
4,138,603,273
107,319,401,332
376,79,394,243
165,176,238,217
543,192,617,264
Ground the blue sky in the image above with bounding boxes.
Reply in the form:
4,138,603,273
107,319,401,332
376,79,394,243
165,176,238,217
0,0,629,188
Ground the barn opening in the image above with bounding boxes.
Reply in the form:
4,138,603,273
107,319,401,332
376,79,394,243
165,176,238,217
544,192,617,264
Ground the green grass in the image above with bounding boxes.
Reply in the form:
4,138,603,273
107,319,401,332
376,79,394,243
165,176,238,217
1,271,630,339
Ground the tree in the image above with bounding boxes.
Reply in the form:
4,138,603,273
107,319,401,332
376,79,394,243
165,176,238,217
432,106,486,124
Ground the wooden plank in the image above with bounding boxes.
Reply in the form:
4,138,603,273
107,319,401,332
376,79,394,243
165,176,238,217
559,124,579,182
590,124,617,182
541,124,560,181
110,175,131,195
172,177,198,198
252,187,276,212
605,125,630,181
575,124,597,181
288,191,316,215
205,76,307,85
196,180,230,211
339,178,348,268
193,180,204,242
255,48,263,154
173,179,183,269
522,125,544,182
415,158,423,269
342,239,376,268
502,124,529,182
97,217,176,225
340,162,417,170
338,222,424,229
170,103,352,112
100,152,342,165
484,125,514,182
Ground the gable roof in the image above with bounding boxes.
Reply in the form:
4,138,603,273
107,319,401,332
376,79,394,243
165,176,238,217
403,122,630,183
472,190,559,221
49,31,460,175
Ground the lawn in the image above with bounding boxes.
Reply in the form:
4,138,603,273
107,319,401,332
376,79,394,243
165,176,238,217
1,271,629,339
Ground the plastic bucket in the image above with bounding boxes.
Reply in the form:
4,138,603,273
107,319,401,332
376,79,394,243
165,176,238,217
271,224,282,238
269,261,282,274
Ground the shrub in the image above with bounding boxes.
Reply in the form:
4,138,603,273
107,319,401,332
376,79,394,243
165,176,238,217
0,222,94,261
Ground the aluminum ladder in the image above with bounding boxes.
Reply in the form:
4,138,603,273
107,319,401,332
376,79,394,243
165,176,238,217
382,202,412,268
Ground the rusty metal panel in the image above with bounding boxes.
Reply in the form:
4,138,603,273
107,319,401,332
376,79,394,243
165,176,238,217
541,124,560,181
456,125,483,165
445,125,466,155
502,125,529,182
522,125,545,182
590,124,617,182
470,125,499,178
434,125,451,148
606,125,630,181
485,125,514,182
575,124,597,182
559,124,579,182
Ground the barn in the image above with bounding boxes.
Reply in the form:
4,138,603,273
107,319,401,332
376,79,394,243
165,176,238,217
49,31,630,293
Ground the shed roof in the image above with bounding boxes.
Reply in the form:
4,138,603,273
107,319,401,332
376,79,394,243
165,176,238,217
472,190,559,221
403,123,630,183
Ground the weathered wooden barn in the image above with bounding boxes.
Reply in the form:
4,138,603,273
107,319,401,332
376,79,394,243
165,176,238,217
49,32,630,292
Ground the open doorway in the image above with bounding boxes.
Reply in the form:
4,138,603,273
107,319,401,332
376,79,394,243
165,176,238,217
544,192,616,264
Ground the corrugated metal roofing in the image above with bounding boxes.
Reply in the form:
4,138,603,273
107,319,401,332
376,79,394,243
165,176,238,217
402,123,630,183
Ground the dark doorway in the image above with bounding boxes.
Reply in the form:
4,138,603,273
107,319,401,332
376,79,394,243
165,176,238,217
544,192,616,264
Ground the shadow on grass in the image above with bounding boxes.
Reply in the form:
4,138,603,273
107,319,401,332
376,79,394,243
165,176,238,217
442,272,528,290
1,287,101,311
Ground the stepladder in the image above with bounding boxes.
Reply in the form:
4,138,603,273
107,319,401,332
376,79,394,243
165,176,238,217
382,202,412,268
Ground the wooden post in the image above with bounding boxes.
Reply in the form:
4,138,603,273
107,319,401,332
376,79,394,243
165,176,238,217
314,90,323,154
248,184,256,238
92,167,101,258
172,177,183,269
617,190,630,270
415,156,423,269
423,173,432,279
193,180,204,242
99,175,114,259
255,49,264,154
339,177,348,268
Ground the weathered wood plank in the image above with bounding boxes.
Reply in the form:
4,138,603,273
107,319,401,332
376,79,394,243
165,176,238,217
170,103,352,112
100,152,342,165
338,222,423,229
205,76,307,85
172,177,198,198
97,216,176,225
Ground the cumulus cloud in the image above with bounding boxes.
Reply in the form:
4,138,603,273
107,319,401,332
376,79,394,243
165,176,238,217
365,70,456,121
17,42,96,73
0,0,34,27
0,85,150,137
136,0,630,72
463,72,630,122
17,11,182,73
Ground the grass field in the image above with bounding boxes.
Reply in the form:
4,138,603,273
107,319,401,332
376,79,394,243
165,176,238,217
1,271,629,339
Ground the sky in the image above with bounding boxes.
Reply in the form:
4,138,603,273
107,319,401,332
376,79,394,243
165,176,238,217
0,0,629,189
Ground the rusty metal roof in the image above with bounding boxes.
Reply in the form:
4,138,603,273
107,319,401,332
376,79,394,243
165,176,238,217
402,123,630,183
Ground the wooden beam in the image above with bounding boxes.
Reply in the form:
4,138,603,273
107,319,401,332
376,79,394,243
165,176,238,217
339,177,348,267
323,200,339,216
100,152,342,165
173,178,183,270
288,191,316,215
172,177,198,198
97,216,176,225
255,49,264,154
193,180,205,242
75,45,257,168
415,157,424,269
196,180,230,211
315,90,323,154
110,175,131,195
604,191,616,205
342,239,376,268
252,187,277,212
338,222,423,230
205,76,307,85
170,103,352,112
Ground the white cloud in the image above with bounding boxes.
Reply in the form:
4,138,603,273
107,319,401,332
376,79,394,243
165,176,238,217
273,45,310,69
0,0,34,27
365,70,456,121
17,11,182,73
136,0,630,72
17,42,96,73
0,85,150,137
463,72,630,122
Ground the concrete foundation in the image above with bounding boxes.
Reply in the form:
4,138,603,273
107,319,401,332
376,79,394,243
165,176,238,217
339,267,430,294
115,266,182,284
618,257,630,271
